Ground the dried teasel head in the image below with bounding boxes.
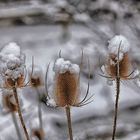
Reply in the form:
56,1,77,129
17,75,25,87
0,42,26,89
100,35,132,80
54,71,79,107
32,128,44,140
28,65,44,87
107,52,130,80
3,92,17,112
5,75,25,89
53,58,80,107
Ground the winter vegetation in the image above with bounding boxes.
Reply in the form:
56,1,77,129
0,0,140,140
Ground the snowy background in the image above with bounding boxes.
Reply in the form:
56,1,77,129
0,0,140,140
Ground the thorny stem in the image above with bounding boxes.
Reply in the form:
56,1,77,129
112,77,120,140
65,106,73,140
11,112,22,140
13,87,30,140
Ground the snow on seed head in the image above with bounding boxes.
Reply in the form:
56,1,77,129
28,65,43,79
28,65,44,87
53,58,80,74
0,42,25,87
108,35,130,60
53,58,80,107
105,35,131,80
1,42,21,57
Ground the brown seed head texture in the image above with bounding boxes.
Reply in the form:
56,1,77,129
5,75,25,88
54,71,79,107
3,94,17,112
5,78,15,88
17,75,25,87
107,53,130,79
30,77,42,87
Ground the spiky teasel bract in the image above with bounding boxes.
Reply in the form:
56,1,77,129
46,57,93,108
100,35,135,80
45,53,93,140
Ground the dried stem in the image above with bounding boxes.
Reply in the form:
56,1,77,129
36,88,43,130
112,77,120,140
11,112,23,140
65,106,73,140
13,87,30,140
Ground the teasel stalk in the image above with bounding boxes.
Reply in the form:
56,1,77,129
13,85,30,140
4,76,30,140
29,64,45,140
46,56,93,140
108,52,130,140
99,35,134,140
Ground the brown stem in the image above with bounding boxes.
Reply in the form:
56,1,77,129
112,77,120,140
65,106,73,140
13,87,30,140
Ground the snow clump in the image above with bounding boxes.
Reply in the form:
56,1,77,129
53,58,80,74
108,35,130,60
0,42,25,81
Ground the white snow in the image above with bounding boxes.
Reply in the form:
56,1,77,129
53,58,80,74
108,35,130,60
0,42,25,80
1,42,21,57
135,79,140,87
46,98,57,107
133,69,140,77
28,65,43,79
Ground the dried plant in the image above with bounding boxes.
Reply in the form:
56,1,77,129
28,64,45,139
0,42,30,140
99,35,137,140
2,91,22,140
45,54,93,140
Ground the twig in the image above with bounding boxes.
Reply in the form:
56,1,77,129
13,87,30,140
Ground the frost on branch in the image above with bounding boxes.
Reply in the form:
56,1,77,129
53,58,80,74
108,35,130,61
0,42,25,87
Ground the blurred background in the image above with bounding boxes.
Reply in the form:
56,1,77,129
0,0,140,140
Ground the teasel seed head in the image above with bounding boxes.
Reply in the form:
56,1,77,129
0,42,26,89
107,52,130,80
3,92,17,112
101,35,131,80
53,58,80,107
28,65,44,87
